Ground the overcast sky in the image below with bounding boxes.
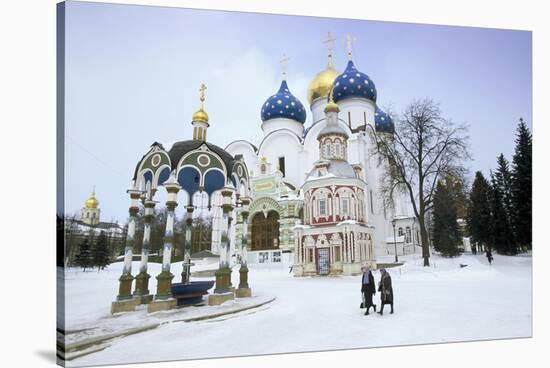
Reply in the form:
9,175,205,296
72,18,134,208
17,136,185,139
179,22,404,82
63,0,532,223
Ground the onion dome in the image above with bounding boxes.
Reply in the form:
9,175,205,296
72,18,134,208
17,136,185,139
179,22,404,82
307,61,340,105
85,191,99,209
332,60,377,103
261,80,306,124
192,108,209,123
374,107,395,134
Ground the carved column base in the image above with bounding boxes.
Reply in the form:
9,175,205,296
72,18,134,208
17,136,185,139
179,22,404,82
213,267,231,294
208,291,234,306
111,298,139,314
238,264,249,289
116,273,134,301
147,298,177,313
133,272,151,298
154,271,174,300
235,288,251,298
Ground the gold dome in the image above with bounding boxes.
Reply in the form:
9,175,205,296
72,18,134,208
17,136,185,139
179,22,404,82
85,192,99,209
307,61,340,105
192,108,209,123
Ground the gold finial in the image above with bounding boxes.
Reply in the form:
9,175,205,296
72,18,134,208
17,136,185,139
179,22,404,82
260,156,268,162
324,86,340,113
280,54,290,80
323,32,336,67
346,33,356,60
192,82,209,123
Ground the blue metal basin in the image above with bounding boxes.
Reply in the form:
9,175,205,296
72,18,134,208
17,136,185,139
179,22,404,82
171,281,215,307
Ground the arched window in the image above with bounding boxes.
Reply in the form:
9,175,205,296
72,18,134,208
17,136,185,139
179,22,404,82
406,226,412,243
398,227,404,237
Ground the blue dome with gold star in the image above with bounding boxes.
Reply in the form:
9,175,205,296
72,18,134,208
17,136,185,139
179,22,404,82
333,60,377,103
261,80,306,124
374,107,394,134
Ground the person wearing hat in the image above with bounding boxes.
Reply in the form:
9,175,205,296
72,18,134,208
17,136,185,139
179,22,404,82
377,268,394,315
360,266,376,315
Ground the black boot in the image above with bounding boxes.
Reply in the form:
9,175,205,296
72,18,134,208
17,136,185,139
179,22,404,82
378,304,384,315
390,304,394,314
373,304,377,312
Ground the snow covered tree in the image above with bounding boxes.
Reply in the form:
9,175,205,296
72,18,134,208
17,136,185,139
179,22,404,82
490,173,517,255
75,238,93,271
93,231,111,270
467,171,492,252
511,118,532,250
376,98,470,266
432,179,462,257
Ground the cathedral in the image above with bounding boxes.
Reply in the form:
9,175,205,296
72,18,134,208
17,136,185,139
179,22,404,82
226,34,418,275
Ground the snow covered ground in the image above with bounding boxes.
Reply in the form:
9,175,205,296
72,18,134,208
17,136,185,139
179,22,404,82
63,253,532,367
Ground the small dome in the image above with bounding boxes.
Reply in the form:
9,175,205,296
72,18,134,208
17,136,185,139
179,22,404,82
261,80,306,124
374,107,395,134
333,60,377,103
85,192,99,209
192,108,209,123
307,62,340,105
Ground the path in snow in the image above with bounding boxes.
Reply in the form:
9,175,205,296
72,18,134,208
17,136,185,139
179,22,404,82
65,253,532,367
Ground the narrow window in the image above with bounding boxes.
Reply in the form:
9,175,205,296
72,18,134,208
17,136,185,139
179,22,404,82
319,199,327,216
342,198,349,215
348,111,352,127
278,156,285,177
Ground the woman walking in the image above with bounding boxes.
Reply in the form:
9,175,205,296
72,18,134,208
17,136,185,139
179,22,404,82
377,268,394,315
360,266,376,315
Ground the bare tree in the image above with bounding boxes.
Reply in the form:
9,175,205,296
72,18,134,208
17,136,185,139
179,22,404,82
375,98,470,266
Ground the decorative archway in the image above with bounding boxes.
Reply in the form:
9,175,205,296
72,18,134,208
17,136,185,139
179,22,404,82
250,210,280,251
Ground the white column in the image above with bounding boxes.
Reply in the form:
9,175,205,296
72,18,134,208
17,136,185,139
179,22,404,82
139,199,155,274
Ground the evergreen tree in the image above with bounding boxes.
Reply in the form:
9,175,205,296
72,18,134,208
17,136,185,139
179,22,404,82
467,171,492,252
494,153,516,245
432,179,462,257
490,173,517,255
75,238,93,271
93,231,111,270
511,118,532,250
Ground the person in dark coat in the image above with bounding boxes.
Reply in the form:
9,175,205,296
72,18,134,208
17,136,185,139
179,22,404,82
377,268,394,315
486,248,493,265
360,266,376,315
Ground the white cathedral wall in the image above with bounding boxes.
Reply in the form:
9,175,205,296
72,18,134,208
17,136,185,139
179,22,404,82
261,118,304,137
225,141,258,177
337,97,376,131
258,130,303,188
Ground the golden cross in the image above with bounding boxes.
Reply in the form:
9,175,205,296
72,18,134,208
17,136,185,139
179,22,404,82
323,32,336,67
199,83,207,102
280,53,290,79
346,33,356,60
323,32,336,56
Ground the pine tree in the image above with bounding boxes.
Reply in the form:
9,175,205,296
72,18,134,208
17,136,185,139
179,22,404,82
511,118,532,250
467,171,492,252
494,153,516,245
93,231,111,270
490,173,516,255
75,238,93,271
432,179,462,257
